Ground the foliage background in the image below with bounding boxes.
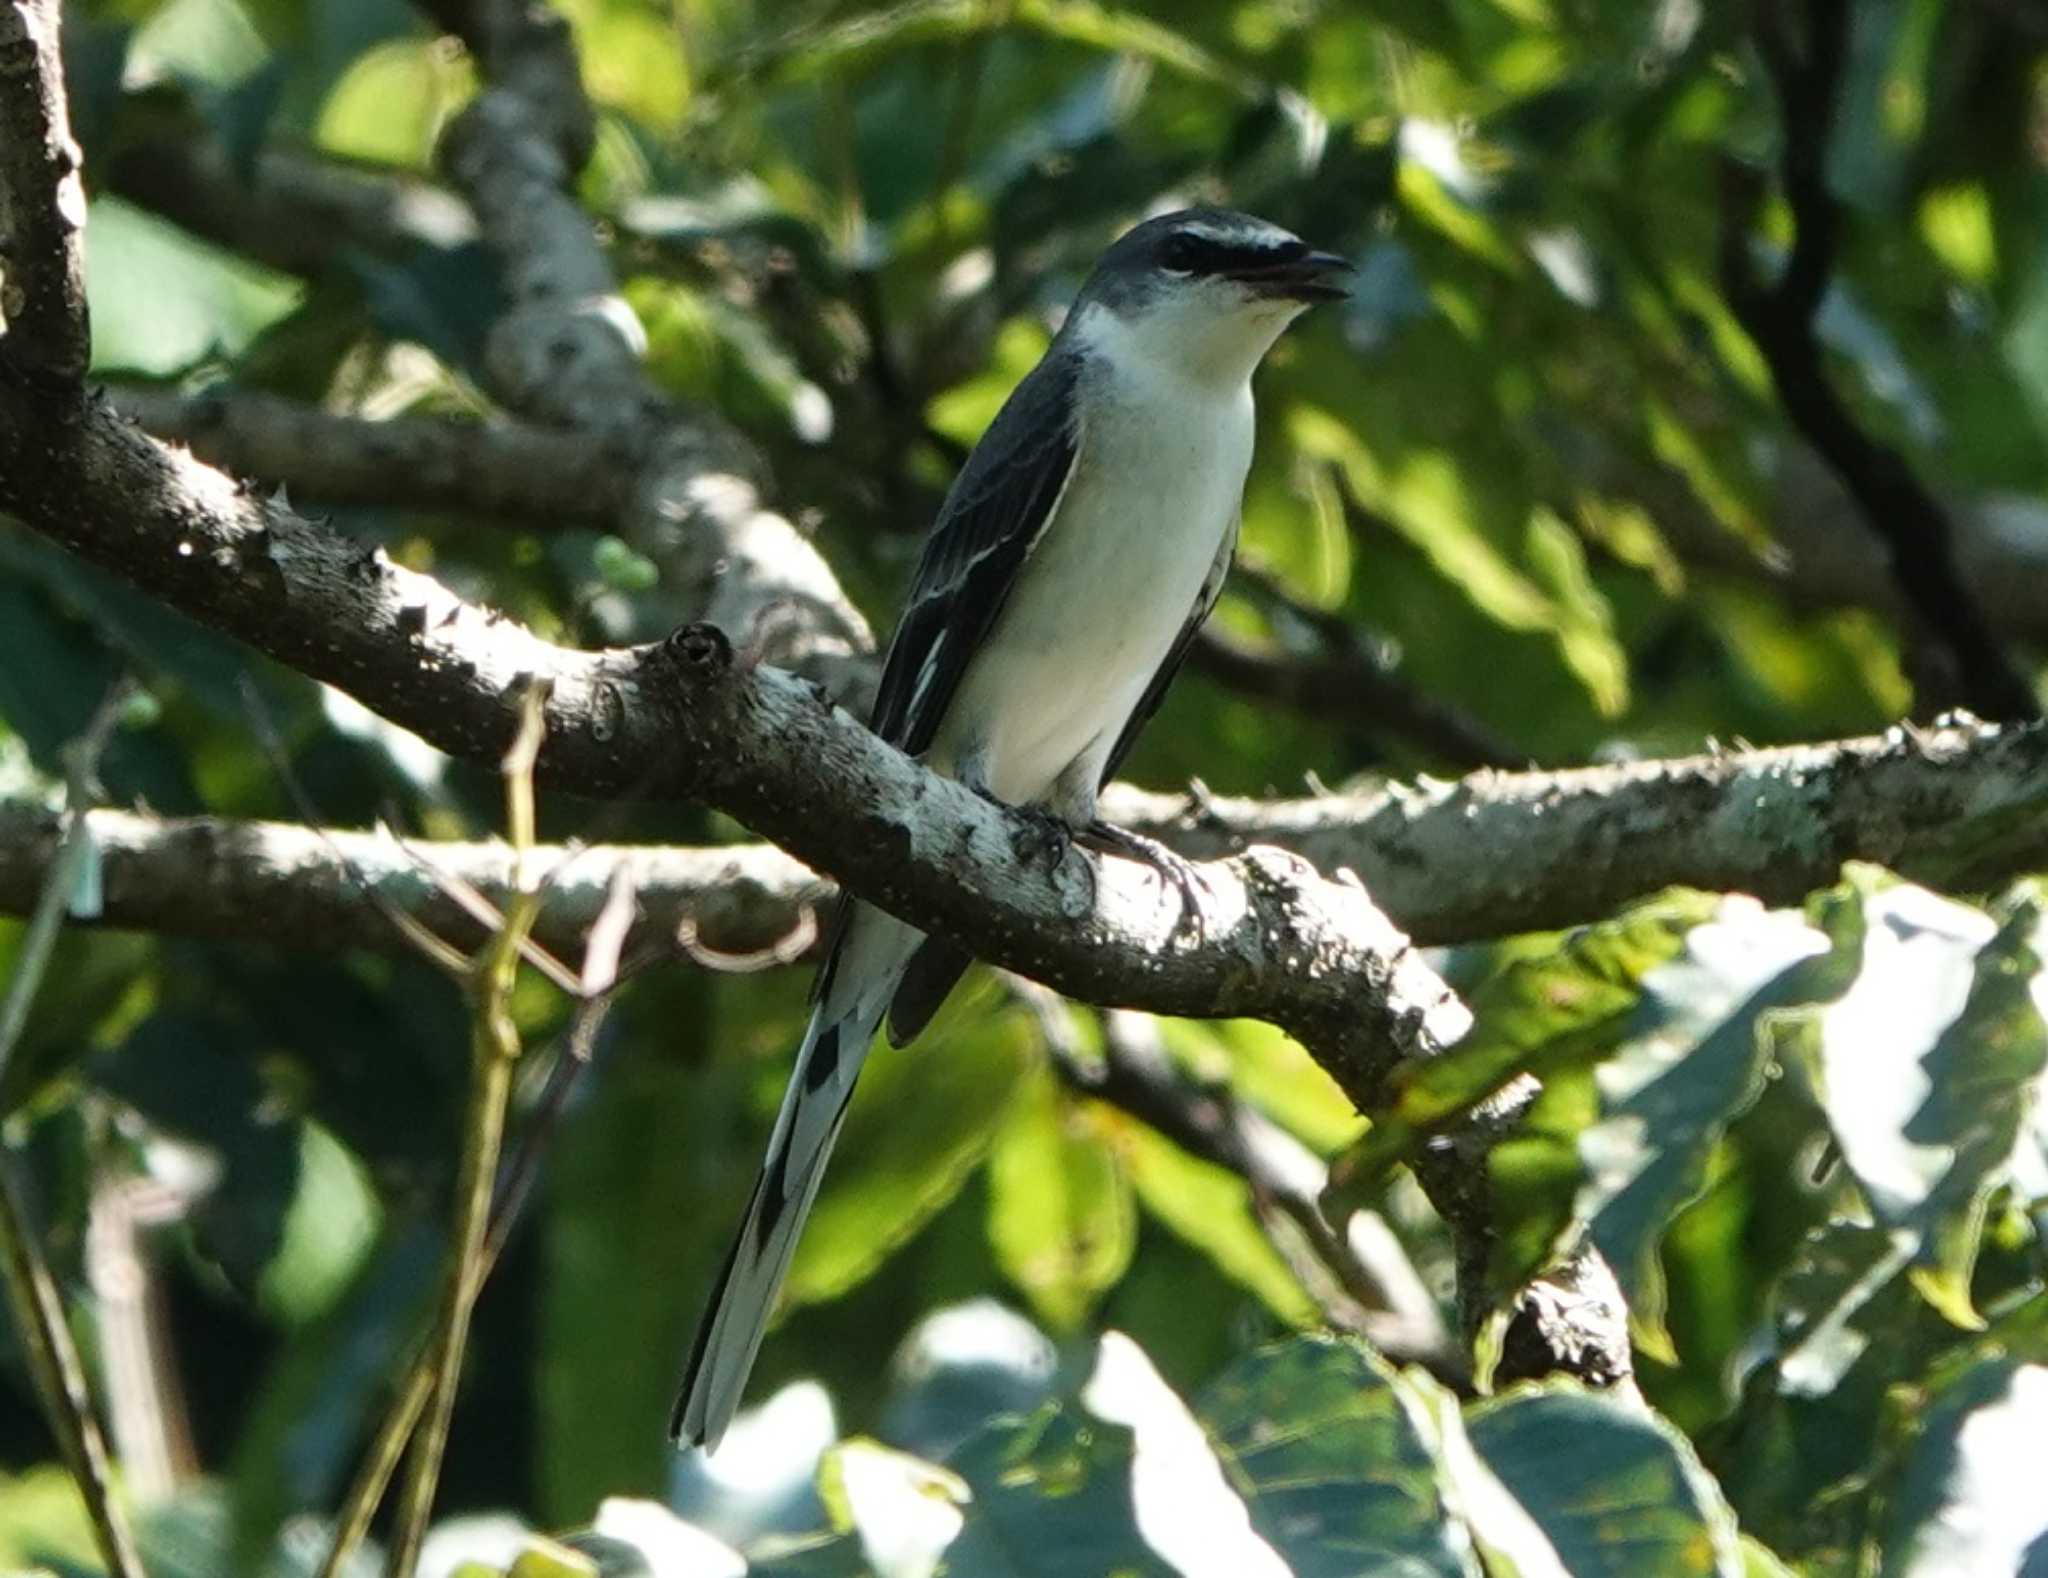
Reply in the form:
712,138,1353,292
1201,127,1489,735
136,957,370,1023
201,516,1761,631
4,0,2048,1572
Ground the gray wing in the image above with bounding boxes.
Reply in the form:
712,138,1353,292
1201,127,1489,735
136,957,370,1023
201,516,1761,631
813,345,1083,1021
1100,513,1238,785
868,349,1084,756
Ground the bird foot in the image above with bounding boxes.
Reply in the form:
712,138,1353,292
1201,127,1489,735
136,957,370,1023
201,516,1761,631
1079,820,1210,940
983,792,1075,872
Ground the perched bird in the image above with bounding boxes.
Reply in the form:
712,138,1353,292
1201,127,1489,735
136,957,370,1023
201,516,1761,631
673,207,1352,1451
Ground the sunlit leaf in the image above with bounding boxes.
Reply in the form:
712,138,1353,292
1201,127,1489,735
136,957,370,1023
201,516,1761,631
1338,889,1719,1199
787,1012,1032,1306
84,197,302,374
1797,871,2048,1328
1118,1118,1316,1327
1197,1335,1478,1576
816,1438,967,1578
1467,1384,1745,1578
1881,1359,2048,1578
314,35,474,167
986,1064,1135,1331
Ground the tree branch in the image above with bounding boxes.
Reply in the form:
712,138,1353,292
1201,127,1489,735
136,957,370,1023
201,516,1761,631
112,379,1534,763
111,385,635,530
1195,562,1524,769
1105,712,2048,938
104,138,476,276
415,0,874,699
0,801,826,961
0,0,88,383
6,716,2045,960
1721,0,2039,721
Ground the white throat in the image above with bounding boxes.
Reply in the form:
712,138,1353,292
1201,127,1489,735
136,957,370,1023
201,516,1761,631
1070,294,1303,391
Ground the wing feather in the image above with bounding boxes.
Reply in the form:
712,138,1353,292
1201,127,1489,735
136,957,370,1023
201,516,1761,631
868,351,1084,756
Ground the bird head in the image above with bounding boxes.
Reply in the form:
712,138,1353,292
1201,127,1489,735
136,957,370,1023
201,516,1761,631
1071,207,1353,385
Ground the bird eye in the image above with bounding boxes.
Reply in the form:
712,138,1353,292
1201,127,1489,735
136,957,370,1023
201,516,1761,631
1161,233,1203,273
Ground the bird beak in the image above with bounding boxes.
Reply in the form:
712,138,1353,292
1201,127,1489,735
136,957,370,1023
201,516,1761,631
1229,249,1355,304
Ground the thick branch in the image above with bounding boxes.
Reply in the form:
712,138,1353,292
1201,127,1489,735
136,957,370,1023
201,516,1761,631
0,0,87,382
417,0,874,698
112,385,634,529
1722,0,2038,721
0,388,1465,1092
104,140,476,275
7,718,2045,960
1104,713,2048,939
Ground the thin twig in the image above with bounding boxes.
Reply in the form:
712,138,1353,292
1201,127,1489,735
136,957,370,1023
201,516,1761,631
0,1170,148,1577
86,1127,199,1502
0,685,131,1084
312,954,633,1578
386,682,551,1578
0,681,147,1578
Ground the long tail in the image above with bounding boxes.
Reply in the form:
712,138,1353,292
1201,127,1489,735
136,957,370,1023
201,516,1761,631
671,904,914,1452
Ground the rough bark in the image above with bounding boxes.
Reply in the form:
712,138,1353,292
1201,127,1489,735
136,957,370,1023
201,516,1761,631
4,717,2041,960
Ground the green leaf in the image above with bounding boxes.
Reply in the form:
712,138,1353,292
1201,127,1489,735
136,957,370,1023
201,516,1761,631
256,1120,382,1325
84,197,302,375
816,1438,968,1577
1881,1359,2048,1577
787,1007,1030,1306
943,1400,1172,1578
1799,873,2048,1327
1164,1018,1364,1156
927,320,1051,446
987,1064,1135,1331
1772,1217,1920,1399
508,1538,599,1578
126,0,271,90
537,974,751,1523
1466,1384,1746,1578
1556,900,1835,1334
1197,1335,1479,1576
1497,899,1832,1330
591,536,662,595
0,1465,103,1571
1120,1119,1317,1327
314,35,474,167
1339,889,1719,1199
1709,1216,1930,1559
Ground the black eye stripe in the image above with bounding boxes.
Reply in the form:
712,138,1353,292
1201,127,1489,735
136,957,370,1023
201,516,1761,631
1162,232,1308,273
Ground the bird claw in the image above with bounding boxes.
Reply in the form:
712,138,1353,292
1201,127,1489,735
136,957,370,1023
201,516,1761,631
1003,800,1076,872
1080,820,1210,940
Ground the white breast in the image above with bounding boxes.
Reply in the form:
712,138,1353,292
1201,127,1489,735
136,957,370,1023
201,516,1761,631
933,339,1253,812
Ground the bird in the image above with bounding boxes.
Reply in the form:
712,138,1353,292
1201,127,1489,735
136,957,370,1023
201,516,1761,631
672,207,1352,1452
